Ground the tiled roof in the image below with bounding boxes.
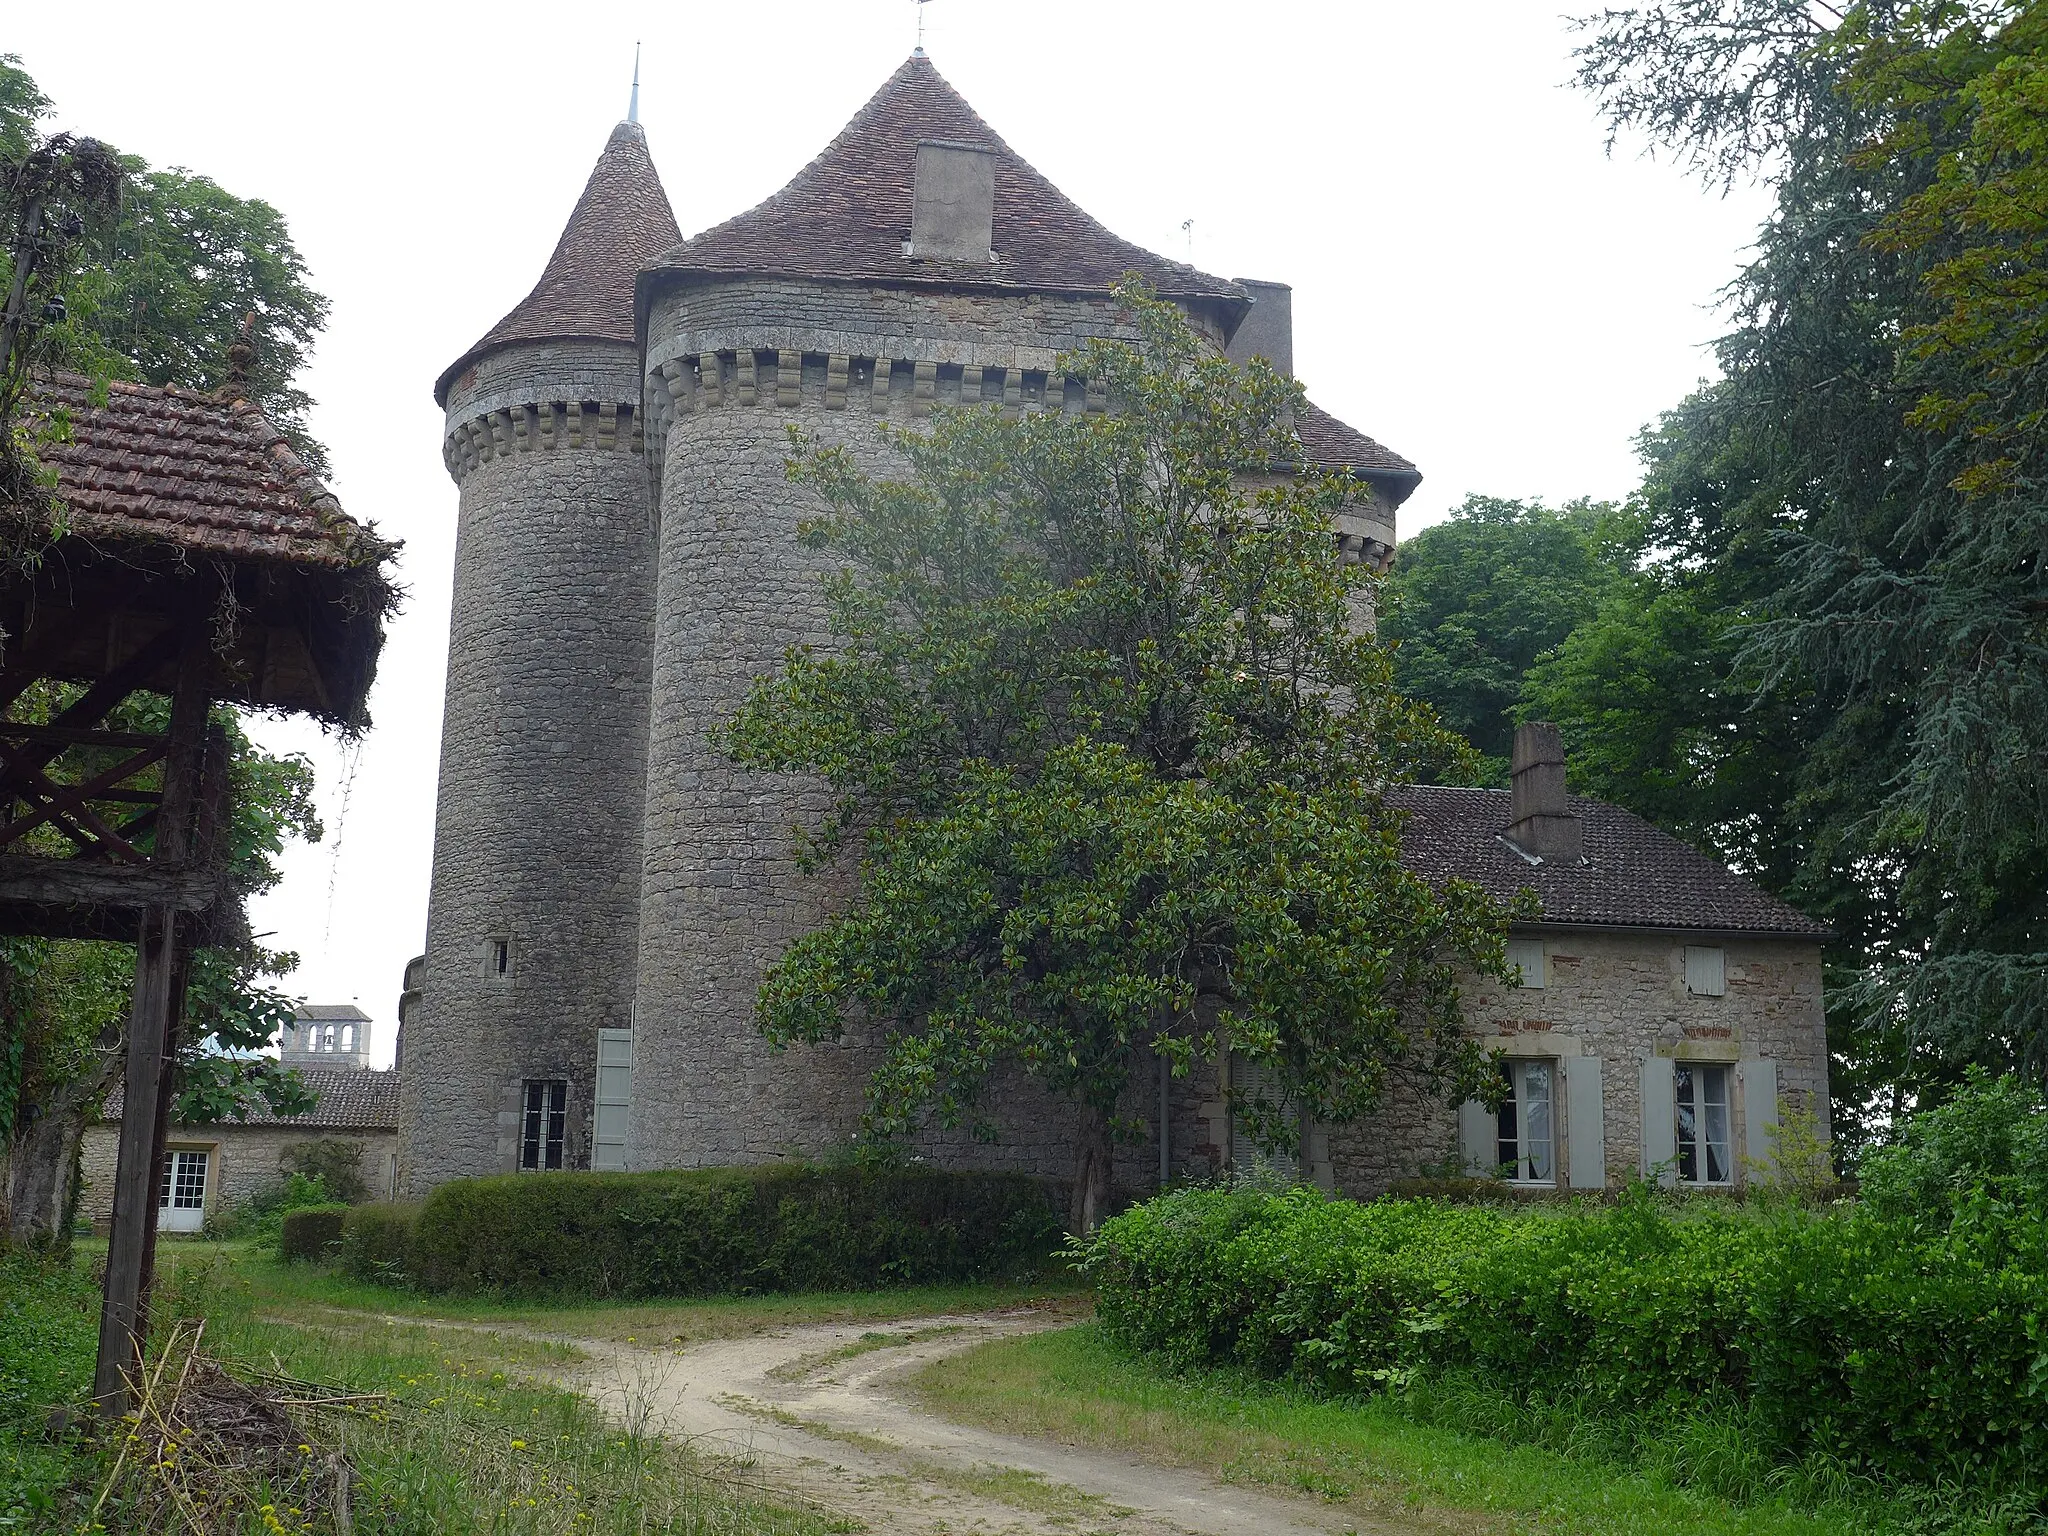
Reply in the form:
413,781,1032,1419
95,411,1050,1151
437,121,681,404
646,55,1246,312
105,1066,400,1131
1388,785,1831,938
294,1004,370,1022
1294,399,1421,490
28,373,390,574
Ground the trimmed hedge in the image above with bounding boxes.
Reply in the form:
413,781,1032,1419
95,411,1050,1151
408,1165,1064,1297
277,1204,349,1264
338,1202,420,1284
1084,1185,2048,1493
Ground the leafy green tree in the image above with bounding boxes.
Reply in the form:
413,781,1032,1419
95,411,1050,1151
0,53,329,471
725,285,1519,1231
1569,2,2048,1116
1381,495,1639,780
0,57,334,1242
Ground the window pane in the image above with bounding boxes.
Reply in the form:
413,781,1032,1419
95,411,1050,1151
1703,1065,1732,1182
521,1081,543,1170
1495,1062,1518,1175
1523,1062,1553,1182
1674,1064,1698,1183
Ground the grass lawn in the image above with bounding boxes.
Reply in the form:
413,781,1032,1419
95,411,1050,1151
5,1240,1080,1534
911,1323,1947,1536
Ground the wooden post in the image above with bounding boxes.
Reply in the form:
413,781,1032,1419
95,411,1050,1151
91,620,211,1417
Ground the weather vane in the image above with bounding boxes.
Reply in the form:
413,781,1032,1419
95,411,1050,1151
914,0,934,56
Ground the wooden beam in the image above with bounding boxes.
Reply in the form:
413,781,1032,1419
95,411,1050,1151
93,616,210,1419
0,855,226,916
0,723,166,750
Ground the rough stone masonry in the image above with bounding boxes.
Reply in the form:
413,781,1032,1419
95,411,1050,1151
400,55,1829,1202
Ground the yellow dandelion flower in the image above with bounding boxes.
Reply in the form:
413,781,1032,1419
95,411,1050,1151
510,1439,527,1450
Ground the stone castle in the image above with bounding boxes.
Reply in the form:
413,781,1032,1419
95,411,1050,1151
400,55,1832,1199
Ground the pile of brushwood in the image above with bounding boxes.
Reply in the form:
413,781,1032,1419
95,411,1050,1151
1083,1075,2048,1509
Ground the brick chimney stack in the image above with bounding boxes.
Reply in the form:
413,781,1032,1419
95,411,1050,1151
1507,722,1583,863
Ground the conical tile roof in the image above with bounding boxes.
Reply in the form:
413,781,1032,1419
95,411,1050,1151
643,55,1246,315
436,121,681,405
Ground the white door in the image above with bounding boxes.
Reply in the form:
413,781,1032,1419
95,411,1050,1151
157,1150,208,1232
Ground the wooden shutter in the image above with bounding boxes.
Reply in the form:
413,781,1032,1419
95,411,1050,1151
592,1028,633,1172
1457,1098,1495,1177
1505,938,1546,989
1640,1056,1677,1186
1738,1057,1779,1182
1684,946,1726,996
1564,1055,1606,1190
1230,1054,1300,1183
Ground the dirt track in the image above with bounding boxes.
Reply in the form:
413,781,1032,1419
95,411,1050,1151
560,1310,1417,1536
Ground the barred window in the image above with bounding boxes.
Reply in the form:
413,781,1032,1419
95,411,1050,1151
520,1080,567,1171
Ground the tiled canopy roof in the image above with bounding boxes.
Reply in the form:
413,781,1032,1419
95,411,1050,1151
1388,785,1830,939
646,54,1246,312
106,1066,399,1132
436,121,681,404
30,373,389,574
1294,399,1421,490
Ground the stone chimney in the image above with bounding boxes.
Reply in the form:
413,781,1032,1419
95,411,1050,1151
1225,278,1293,376
910,140,996,262
1507,722,1583,864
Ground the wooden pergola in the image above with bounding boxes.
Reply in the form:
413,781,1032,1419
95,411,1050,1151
4,371,394,1415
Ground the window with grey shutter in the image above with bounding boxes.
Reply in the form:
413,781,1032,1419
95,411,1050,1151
1640,1057,1677,1186
1506,937,1546,989
1230,1054,1300,1184
1685,946,1726,997
593,1029,633,1172
1737,1057,1780,1181
1563,1055,1606,1189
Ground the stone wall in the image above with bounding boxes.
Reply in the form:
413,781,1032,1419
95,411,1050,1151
79,1125,399,1228
1317,929,1829,1197
400,334,655,1192
629,275,1174,1178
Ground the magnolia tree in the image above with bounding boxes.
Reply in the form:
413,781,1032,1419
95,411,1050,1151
726,284,1518,1230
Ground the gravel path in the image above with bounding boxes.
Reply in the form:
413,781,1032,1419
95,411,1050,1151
558,1310,1419,1536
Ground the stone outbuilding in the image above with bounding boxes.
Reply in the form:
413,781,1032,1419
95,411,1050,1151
86,1007,396,1234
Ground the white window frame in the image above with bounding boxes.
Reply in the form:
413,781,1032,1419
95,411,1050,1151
1673,1061,1734,1186
1495,1057,1558,1184
157,1149,209,1231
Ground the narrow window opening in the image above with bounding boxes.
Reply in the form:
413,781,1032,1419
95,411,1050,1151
339,1024,354,1052
491,939,511,977
520,1080,567,1171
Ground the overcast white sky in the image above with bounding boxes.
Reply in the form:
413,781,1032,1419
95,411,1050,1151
8,3,1768,1068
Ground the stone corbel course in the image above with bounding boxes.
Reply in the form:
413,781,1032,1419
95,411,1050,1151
442,399,645,483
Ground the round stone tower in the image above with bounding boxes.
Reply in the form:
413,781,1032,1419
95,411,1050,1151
399,121,680,1189
626,56,1250,1172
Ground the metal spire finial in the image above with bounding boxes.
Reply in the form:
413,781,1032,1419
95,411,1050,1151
628,42,641,124
913,0,932,57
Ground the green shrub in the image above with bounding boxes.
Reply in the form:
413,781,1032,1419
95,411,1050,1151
408,1165,1063,1297
219,1170,340,1249
277,1204,348,1264
1083,1182,2048,1500
278,1138,368,1206
339,1202,419,1284
1859,1069,2048,1262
